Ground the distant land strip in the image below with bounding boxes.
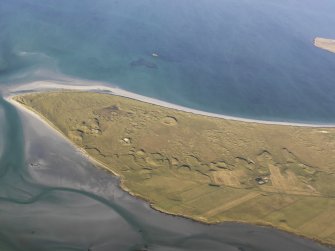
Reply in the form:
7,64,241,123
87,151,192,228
314,37,335,53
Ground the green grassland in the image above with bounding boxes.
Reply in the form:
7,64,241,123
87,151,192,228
14,91,335,245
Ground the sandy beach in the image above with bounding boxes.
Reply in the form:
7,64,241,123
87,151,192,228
6,80,335,128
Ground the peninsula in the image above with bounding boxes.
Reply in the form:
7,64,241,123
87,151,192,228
314,37,335,53
12,91,335,245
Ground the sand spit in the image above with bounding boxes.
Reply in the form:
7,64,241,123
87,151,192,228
314,37,335,54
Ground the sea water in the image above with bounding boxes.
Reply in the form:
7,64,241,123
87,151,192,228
1,0,335,122
0,0,335,250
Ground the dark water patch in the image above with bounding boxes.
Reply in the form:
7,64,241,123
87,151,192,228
130,58,158,69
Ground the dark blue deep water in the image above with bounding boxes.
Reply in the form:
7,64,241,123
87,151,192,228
0,1,335,250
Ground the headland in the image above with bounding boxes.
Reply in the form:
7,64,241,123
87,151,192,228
9,87,335,246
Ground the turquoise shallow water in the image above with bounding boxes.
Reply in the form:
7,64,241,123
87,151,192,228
1,0,335,122
0,1,335,250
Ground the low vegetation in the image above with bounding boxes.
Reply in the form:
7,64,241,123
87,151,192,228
14,91,335,245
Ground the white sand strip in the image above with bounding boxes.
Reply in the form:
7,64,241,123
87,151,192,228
6,80,335,128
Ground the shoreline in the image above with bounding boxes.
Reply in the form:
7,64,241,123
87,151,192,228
6,80,335,128
5,94,335,248
5,95,122,178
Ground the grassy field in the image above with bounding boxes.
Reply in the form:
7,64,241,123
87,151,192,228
315,37,335,54
14,91,335,245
